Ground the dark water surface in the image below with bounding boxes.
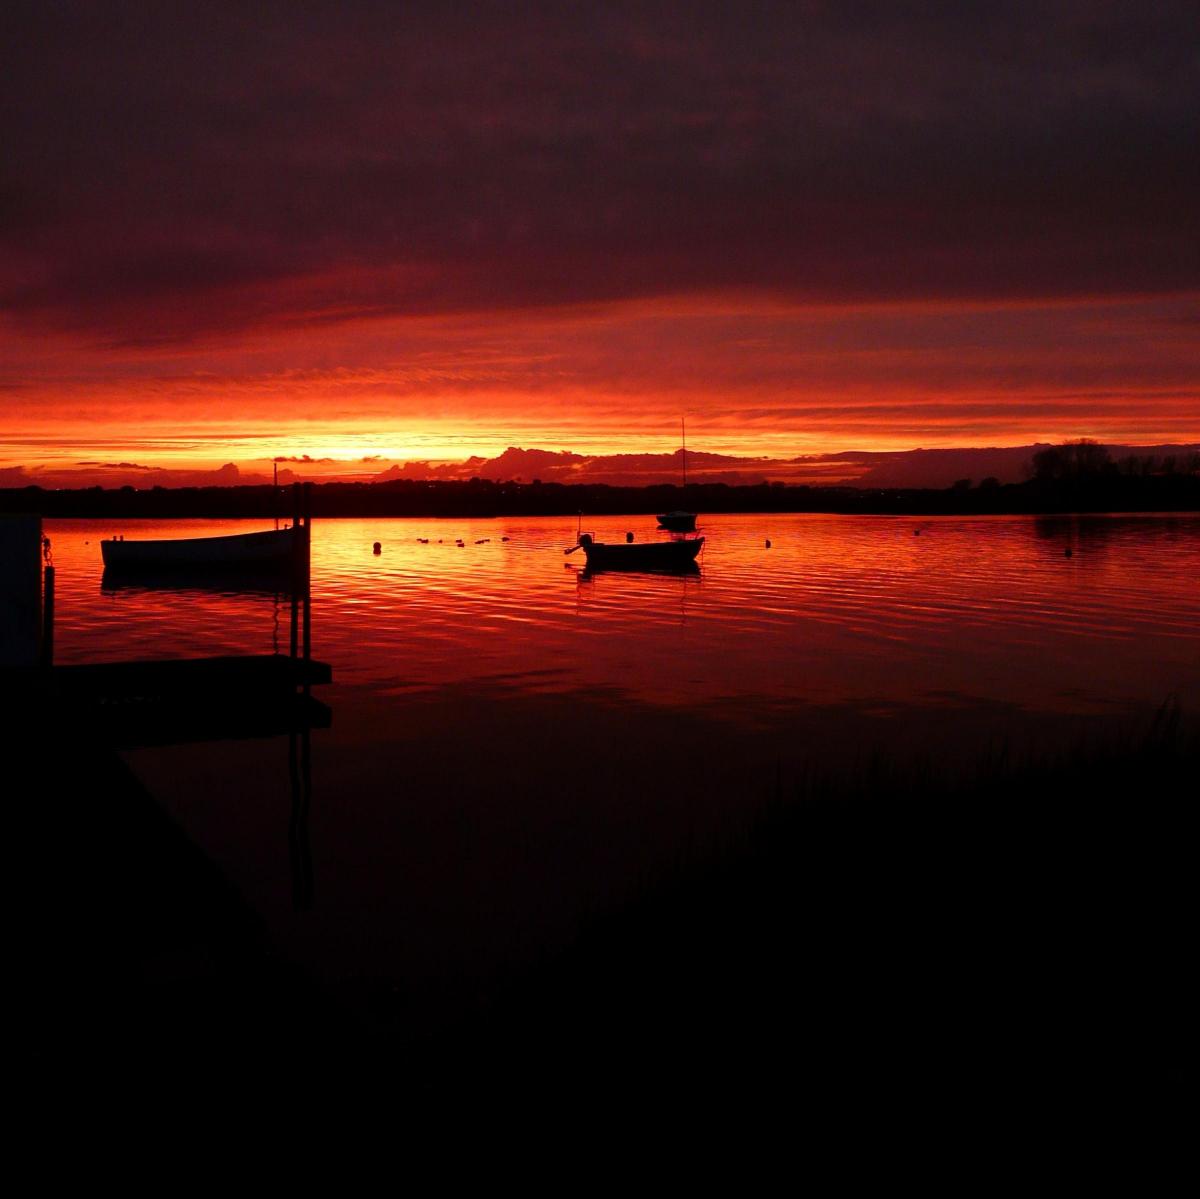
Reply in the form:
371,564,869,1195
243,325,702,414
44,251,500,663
46,513,1200,1013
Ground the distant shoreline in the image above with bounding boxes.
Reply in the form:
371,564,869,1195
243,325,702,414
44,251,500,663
3,475,1198,519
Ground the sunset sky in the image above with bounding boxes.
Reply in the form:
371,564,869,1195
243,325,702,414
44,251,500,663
2,2,1197,485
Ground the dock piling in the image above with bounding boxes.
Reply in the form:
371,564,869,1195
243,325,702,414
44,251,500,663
302,482,312,666
290,483,301,661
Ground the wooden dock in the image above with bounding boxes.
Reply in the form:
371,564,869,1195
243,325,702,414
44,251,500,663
50,653,330,698
6,485,348,1080
3,483,333,748
17,653,333,748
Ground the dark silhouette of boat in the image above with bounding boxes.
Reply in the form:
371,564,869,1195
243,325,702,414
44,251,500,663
656,510,697,532
656,419,697,532
101,527,298,571
569,532,704,571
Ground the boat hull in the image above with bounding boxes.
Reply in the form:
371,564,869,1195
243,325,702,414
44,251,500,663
581,536,704,572
656,511,697,533
100,527,299,571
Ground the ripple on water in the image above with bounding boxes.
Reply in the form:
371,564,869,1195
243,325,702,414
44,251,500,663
43,513,1200,714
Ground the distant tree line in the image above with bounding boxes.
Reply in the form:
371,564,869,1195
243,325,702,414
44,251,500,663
2,439,1197,518
1028,438,1200,483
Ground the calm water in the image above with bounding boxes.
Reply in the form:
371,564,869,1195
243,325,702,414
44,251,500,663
45,513,1200,1012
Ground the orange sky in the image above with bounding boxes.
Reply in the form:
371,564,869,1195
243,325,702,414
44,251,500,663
2,5,1198,484
4,291,1198,480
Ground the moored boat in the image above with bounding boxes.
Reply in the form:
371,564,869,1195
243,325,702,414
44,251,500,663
100,526,299,571
656,418,697,531
656,510,697,532
569,532,704,572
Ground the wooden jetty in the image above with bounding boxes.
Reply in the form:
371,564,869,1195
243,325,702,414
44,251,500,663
5,484,347,1079
40,654,332,748
5,483,332,749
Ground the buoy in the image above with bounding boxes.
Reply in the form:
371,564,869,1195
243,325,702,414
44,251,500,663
765,539,771,548
1065,547,1073,558
625,532,634,543
914,529,921,536
501,536,510,542
373,542,381,554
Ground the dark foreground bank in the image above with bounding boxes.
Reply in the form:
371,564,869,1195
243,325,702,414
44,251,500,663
11,696,1193,1124
433,701,1193,1114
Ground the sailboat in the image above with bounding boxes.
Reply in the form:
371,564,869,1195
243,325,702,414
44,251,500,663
657,418,698,532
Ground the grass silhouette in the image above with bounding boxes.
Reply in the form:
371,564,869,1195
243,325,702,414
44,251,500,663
430,699,1193,1112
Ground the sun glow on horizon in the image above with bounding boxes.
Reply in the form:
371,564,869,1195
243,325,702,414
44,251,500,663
3,290,1198,482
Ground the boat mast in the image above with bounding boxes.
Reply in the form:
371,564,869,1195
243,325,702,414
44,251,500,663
681,417,687,489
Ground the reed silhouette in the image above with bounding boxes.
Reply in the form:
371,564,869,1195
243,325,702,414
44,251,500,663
9,688,1192,1122
417,699,1193,1113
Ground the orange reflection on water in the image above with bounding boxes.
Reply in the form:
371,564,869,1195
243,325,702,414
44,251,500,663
45,513,1200,727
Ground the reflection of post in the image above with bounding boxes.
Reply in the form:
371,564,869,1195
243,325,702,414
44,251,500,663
289,484,300,661
302,482,312,665
288,484,315,910
41,564,55,668
288,724,315,911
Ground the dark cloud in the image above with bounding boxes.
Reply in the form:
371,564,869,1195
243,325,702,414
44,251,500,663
2,2,1197,341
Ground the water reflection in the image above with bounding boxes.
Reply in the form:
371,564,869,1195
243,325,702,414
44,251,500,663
45,513,1200,718
101,565,295,597
577,560,701,581
66,511,1198,1042
288,725,314,912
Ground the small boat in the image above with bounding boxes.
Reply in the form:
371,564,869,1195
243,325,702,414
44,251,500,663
569,532,704,572
656,418,697,532
101,526,299,571
656,510,697,533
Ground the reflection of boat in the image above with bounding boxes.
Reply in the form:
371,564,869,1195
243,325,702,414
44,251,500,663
656,510,697,533
101,527,298,571
572,533,704,572
657,418,697,532
101,565,294,596
581,559,700,581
